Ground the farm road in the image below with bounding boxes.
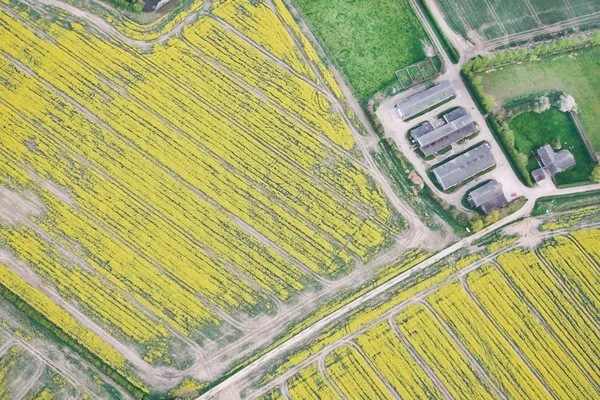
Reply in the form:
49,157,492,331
198,181,600,399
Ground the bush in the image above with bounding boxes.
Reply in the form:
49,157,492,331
463,30,600,75
462,70,492,114
484,210,500,225
471,219,484,232
590,165,600,183
488,115,534,187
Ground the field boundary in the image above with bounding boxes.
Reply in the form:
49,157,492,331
395,56,442,89
570,111,598,163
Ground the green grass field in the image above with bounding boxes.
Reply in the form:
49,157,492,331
436,0,600,41
294,0,429,99
509,108,593,185
481,46,600,151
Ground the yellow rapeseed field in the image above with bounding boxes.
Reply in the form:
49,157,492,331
355,322,443,400
396,304,494,399
287,364,338,400
0,263,142,390
496,249,600,383
324,345,392,400
257,232,600,399
0,0,403,385
428,281,549,399
467,264,598,398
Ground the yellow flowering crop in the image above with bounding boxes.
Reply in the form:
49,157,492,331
0,0,402,385
325,345,393,400
287,364,338,400
428,281,550,399
497,249,600,384
0,263,141,388
396,304,494,399
355,322,443,399
467,264,598,398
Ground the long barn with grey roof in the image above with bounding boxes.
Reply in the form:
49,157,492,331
412,107,477,157
396,81,455,120
467,180,508,214
432,142,496,190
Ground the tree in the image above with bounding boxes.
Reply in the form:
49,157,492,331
503,128,515,147
590,165,600,183
482,95,495,113
540,44,552,55
558,94,578,113
516,152,529,166
471,219,484,232
551,138,561,149
533,96,551,113
484,210,500,225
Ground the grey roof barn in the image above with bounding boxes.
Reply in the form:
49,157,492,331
537,145,576,175
531,168,546,182
396,81,455,120
467,180,508,214
412,107,477,157
432,142,496,190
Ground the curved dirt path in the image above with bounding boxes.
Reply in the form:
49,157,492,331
22,0,208,48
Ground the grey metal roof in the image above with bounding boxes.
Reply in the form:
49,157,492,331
467,180,508,214
481,196,509,214
532,168,546,182
443,107,468,123
432,142,496,190
396,81,455,120
417,111,477,156
537,145,576,175
410,121,434,141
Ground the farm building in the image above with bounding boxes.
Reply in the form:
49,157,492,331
536,145,576,176
432,142,496,190
396,81,455,120
412,107,477,157
531,168,545,182
467,180,508,214
411,121,434,139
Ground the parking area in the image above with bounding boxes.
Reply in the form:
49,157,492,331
376,76,549,211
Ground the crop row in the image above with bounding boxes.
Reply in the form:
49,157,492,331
540,205,600,231
0,0,402,375
211,0,316,81
0,263,143,391
262,233,600,399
